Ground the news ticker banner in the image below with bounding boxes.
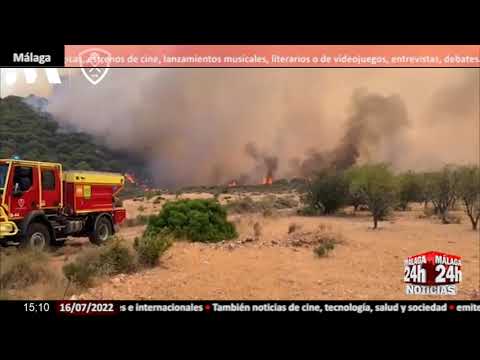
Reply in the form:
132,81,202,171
3,301,480,318
63,45,480,68
2,45,480,68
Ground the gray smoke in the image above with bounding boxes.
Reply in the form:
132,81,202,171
245,142,279,180
46,68,478,186
295,89,410,176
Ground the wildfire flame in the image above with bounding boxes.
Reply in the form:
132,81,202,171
262,176,273,185
125,173,136,184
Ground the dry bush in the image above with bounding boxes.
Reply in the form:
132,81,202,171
262,208,276,217
318,223,333,232
227,195,297,215
288,222,302,234
297,206,323,216
447,214,462,224
133,231,173,267
226,196,258,213
253,222,262,239
288,223,344,249
63,237,136,288
122,214,151,227
313,226,345,257
153,197,164,204
0,250,56,290
418,207,436,219
314,237,338,257
137,205,146,212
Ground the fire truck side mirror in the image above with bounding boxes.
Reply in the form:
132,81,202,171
13,183,23,197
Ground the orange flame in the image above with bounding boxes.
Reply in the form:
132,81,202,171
125,173,136,184
262,176,273,185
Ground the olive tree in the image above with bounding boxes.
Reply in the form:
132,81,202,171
306,170,349,214
350,164,397,229
397,171,423,211
429,165,459,224
456,165,480,230
417,171,436,210
344,167,367,212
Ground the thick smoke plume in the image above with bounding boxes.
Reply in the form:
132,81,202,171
295,90,409,177
44,69,478,186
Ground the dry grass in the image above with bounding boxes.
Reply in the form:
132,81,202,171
0,249,74,299
0,249,54,290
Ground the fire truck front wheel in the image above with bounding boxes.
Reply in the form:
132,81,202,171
89,216,113,245
21,223,51,251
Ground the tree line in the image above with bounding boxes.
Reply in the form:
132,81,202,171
0,96,147,177
306,163,480,230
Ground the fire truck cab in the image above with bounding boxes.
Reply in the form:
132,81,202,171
0,159,126,250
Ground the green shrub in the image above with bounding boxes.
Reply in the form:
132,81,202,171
145,199,238,243
137,205,145,212
0,250,54,290
134,231,173,267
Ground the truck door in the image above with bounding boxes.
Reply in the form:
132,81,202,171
7,165,40,219
40,166,61,209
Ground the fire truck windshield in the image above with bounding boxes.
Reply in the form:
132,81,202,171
0,163,8,193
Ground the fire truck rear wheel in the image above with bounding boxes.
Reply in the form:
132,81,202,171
22,223,51,251
89,217,113,245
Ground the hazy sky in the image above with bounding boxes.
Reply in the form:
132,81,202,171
2,68,478,186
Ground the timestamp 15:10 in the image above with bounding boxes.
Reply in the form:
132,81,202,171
24,302,50,312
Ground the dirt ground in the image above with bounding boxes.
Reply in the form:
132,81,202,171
70,194,479,301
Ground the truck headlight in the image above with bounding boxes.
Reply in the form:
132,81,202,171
0,223,15,234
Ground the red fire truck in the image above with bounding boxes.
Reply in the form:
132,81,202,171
0,159,126,250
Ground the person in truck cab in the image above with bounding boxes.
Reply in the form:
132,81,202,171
13,166,33,192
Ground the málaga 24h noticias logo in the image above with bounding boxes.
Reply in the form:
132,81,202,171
404,251,462,295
